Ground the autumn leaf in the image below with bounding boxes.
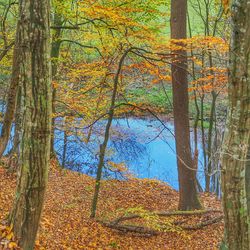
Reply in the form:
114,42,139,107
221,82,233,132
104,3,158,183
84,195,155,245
222,0,230,13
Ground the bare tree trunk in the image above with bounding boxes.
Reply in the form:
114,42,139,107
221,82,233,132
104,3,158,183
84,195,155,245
221,0,250,249
170,0,201,210
8,0,52,249
7,86,22,172
90,48,131,218
62,118,68,168
50,13,63,158
205,91,217,192
12,85,21,155
0,26,20,158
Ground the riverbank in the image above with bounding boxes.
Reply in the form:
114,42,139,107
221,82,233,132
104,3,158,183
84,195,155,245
0,160,223,249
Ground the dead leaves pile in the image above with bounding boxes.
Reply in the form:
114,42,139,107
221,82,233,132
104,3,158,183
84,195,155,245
0,225,19,250
0,162,223,249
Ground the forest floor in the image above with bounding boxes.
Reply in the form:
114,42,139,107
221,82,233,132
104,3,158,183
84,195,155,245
0,160,223,250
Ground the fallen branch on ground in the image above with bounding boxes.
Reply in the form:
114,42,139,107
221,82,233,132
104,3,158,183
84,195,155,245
180,215,224,230
100,221,159,236
98,209,223,236
110,209,222,225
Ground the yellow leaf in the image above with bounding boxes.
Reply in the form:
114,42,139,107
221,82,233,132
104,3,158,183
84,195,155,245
8,242,18,249
222,0,230,13
6,232,14,240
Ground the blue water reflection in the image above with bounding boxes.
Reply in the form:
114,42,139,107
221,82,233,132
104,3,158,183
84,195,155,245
1,115,204,190
54,118,205,190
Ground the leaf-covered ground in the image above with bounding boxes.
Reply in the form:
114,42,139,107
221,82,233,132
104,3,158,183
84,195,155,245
0,161,223,249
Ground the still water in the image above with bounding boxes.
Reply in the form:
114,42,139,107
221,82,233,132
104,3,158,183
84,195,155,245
1,117,204,190
54,118,205,190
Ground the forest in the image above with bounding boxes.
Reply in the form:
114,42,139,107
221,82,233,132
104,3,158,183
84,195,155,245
0,0,249,249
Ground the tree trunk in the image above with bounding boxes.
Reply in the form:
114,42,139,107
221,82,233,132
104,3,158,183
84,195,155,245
170,0,201,210
90,48,131,218
0,25,20,158
7,85,22,172
221,0,250,249
50,13,63,158
9,0,52,249
205,91,217,192
11,85,22,155
62,118,67,168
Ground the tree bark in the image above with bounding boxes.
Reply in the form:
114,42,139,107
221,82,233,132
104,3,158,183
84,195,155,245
221,0,250,249
9,0,52,249
170,0,201,210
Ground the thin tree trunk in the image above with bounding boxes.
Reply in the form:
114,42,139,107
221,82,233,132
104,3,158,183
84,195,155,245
221,0,250,249
9,0,52,249
7,85,22,172
62,118,67,168
90,48,131,218
12,86,21,154
170,0,201,210
0,26,20,158
206,91,217,192
50,13,63,158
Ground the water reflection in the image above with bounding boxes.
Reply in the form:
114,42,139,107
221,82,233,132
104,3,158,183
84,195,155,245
1,116,205,190
54,118,205,190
